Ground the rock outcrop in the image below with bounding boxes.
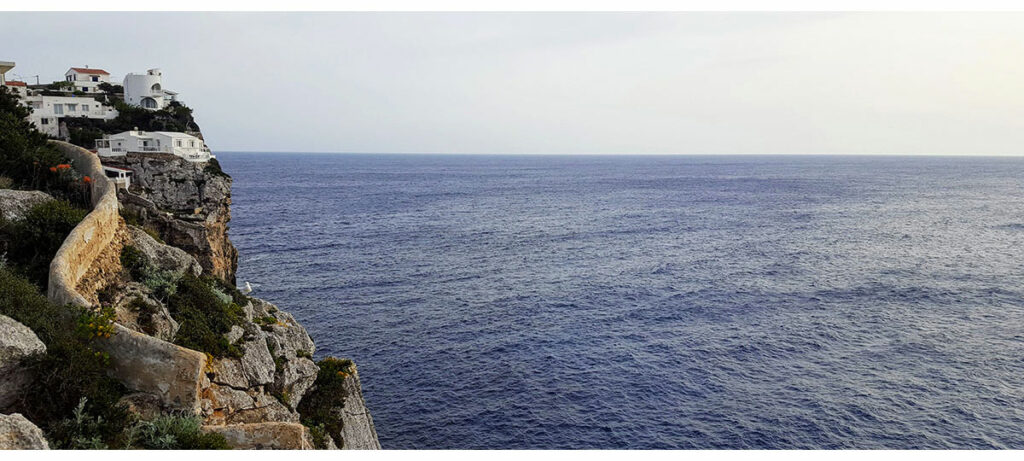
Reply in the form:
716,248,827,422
333,365,381,450
0,413,49,450
0,189,52,222
0,315,46,411
109,153,238,284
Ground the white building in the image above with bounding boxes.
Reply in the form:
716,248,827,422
0,61,27,96
102,166,133,189
22,94,119,137
65,67,111,94
3,79,27,97
95,130,214,162
124,69,178,109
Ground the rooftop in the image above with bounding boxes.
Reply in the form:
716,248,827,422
68,67,110,75
4,80,26,87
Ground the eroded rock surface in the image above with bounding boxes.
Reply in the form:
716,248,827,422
0,413,49,450
0,315,46,411
109,153,237,283
201,422,313,450
0,189,52,222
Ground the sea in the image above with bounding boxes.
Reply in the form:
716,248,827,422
217,153,1024,449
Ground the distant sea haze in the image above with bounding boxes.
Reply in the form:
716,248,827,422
220,153,1024,449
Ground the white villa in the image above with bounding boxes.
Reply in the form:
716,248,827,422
95,130,214,162
64,67,111,94
22,94,119,137
124,69,178,110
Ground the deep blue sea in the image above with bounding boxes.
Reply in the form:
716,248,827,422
217,153,1024,449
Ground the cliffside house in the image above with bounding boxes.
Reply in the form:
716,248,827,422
124,68,178,110
102,166,133,189
22,94,119,137
65,67,111,94
95,130,214,162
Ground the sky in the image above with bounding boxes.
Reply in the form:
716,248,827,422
3,12,1024,155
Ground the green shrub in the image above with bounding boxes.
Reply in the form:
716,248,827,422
0,268,130,448
120,244,179,300
0,199,88,287
297,357,354,449
165,274,244,358
129,414,230,450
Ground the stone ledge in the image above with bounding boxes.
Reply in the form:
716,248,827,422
201,422,313,450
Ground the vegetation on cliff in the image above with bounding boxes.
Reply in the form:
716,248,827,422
62,100,200,149
297,357,354,449
0,87,90,206
0,200,87,287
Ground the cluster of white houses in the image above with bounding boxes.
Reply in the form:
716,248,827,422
1,60,213,168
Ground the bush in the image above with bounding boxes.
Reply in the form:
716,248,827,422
0,86,86,202
165,274,245,358
297,357,354,449
0,199,88,287
120,244,179,300
129,414,230,449
0,268,130,448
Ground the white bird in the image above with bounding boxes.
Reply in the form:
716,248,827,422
241,281,254,294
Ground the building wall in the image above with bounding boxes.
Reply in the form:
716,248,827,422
124,73,165,109
25,95,118,137
65,71,110,94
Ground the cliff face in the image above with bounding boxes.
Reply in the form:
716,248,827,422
107,153,238,284
78,152,376,448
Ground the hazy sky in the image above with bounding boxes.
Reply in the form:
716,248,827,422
3,12,1023,154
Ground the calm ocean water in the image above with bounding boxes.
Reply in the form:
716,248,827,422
218,153,1024,449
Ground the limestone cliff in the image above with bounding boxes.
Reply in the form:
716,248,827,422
106,152,238,284
94,152,381,449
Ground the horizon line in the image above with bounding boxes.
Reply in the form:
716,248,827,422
213,151,1024,157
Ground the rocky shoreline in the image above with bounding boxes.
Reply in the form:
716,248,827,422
0,148,379,449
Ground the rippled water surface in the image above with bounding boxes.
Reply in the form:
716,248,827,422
218,153,1024,449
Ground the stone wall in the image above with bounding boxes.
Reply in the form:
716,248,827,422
46,141,120,307
45,141,207,413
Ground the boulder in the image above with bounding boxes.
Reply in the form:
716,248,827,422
99,324,208,413
0,315,46,411
109,283,179,341
0,190,52,222
0,413,49,449
201,422,313,450
126,225,202,276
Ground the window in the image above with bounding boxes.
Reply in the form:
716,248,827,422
189,140,195,147
53,104,63,115
67,104,76,112
175,140,182,147
91,76,99,82
41,118,49,125
67,75,73,82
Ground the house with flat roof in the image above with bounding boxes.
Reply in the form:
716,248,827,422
0,61,14,85
95,130,214,162
22,93,119,137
